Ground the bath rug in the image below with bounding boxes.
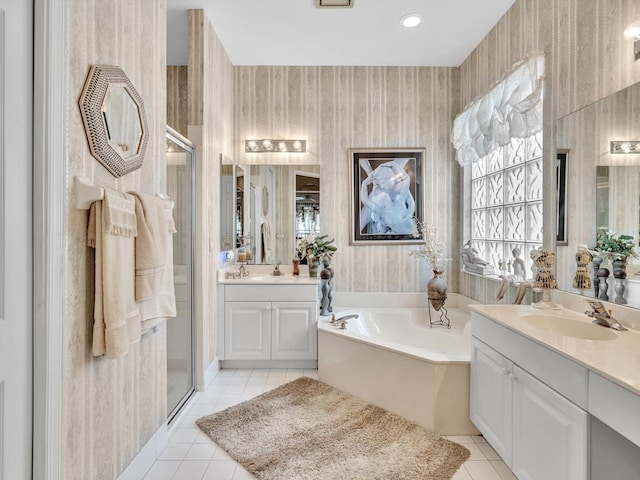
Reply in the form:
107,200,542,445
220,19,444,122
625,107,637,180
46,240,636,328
196,377,469,480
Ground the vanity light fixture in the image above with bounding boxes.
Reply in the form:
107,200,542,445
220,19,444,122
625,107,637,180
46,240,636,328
624,20,640,60
245,139,306,153
610,141,640,154
401,13,422,28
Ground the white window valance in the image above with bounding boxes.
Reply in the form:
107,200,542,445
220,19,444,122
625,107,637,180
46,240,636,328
452,55,545,166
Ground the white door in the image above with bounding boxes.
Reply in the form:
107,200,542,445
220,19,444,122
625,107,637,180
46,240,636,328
512,365,588,480
470,338,512,465
224,302,271,360
271,302,317,360
0,1,33,479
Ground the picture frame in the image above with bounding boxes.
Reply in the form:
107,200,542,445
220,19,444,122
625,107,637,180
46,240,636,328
556,150,568,245
349,148,424,245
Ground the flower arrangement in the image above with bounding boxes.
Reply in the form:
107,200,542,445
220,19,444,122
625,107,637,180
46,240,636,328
591,228,639,263
296,234,337,261
410,221,448,272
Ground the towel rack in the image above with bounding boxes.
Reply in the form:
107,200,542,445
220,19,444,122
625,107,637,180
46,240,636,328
74,176,172,210
74,176,104,210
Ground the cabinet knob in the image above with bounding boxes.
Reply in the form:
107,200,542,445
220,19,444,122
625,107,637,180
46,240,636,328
501,367,510,376
265,305,271,311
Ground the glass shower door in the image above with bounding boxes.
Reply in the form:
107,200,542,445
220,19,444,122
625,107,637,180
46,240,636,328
166,126,195,421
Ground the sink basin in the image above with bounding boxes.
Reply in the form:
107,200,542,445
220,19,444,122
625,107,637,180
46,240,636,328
521,314,618,341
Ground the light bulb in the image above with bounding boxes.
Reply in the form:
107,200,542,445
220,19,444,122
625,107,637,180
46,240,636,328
262,139,272,150
401,13,422,28
292,140,302,151
278,141,287,151
624,20,640,40
247,140,257,151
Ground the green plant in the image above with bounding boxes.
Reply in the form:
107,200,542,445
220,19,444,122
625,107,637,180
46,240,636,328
296,234,337,261
591,228,639,263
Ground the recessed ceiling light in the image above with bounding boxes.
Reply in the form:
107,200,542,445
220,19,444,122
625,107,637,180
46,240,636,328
401,13,422,28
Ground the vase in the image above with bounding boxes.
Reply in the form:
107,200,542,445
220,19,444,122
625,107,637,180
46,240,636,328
612,257,627,304
308,256,320,277
427,270,448,311
597,267,610,302
592,255,603,298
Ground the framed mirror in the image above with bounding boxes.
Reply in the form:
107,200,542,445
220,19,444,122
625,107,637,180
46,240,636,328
78,65,149,177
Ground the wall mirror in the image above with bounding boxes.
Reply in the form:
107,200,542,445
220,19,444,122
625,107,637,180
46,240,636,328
556,80,640,307
78,65,149,177
220,164,321,264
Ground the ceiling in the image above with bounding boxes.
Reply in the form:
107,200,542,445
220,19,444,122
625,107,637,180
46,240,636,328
166,0,514,67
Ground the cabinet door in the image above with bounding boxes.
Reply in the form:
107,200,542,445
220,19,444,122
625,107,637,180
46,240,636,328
470,338,513,464
271,302,317,360
512,365,588,480
224,302,271,360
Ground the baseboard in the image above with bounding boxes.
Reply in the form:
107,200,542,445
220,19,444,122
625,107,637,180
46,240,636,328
220,359,318,369
204,356,220,388
117,422,168,480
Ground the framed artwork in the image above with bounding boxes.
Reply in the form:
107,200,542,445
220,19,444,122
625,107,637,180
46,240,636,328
556,151,568,245
349,148,424,245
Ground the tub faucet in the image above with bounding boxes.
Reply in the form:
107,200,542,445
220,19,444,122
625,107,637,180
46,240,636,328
330,313,359,324
583,300,627,331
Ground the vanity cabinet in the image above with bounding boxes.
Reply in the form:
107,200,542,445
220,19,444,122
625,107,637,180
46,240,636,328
471,314,589,480
221,283,318,367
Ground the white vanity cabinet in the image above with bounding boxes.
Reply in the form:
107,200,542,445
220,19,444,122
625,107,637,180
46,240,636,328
471,313,589,480
220,283,318,368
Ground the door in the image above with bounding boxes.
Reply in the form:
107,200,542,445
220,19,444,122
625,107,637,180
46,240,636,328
224,302,271,360
0,1,33,478
512,365,588,480
271,302,317,360
166,127,196,421
470,338,512,464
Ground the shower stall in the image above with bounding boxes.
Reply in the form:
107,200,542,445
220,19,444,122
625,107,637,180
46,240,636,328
165,126,195,421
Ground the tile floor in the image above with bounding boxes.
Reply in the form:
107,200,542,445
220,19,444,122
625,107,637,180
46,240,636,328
143,368,518,480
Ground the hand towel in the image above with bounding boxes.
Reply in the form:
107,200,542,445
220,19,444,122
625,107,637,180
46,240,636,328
88,190,141,359
261,221,273,263
130,191,177,329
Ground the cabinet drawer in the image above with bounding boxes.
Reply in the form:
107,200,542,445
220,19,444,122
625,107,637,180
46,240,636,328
589,372,640,448
225,284,317,302
472,313,588,409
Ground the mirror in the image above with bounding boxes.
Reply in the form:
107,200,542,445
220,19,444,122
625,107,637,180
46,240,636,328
102,86,143,158
556,81,640,307
220,164,321,264
78,65,149,177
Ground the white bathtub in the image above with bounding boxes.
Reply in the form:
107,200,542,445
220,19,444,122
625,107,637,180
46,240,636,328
318,306,479,435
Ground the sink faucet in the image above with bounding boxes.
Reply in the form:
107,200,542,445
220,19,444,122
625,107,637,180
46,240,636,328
271,263,283,276
584,300,628,331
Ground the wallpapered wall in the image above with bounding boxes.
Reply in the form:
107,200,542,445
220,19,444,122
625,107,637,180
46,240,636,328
64,0,167,478
458,0,640,304
187,10,234,367
235,66,460,293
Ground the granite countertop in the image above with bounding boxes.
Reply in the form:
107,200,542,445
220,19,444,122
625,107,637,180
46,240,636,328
469,303,640,396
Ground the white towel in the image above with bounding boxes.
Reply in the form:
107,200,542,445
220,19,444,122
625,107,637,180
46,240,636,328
88,191,141,359
130,191,177,329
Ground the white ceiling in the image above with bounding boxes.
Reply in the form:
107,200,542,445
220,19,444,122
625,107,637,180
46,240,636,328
166,0,514,67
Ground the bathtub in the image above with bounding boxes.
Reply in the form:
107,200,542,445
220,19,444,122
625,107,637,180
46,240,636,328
318,306,479,435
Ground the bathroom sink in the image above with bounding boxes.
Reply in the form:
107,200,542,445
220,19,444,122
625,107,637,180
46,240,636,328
521,314,618,341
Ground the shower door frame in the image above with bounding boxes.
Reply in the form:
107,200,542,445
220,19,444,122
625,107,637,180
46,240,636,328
166,125,196,423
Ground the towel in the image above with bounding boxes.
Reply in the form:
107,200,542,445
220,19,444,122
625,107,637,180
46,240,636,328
261,221,273,263
88,189,141,359
130,191,177,329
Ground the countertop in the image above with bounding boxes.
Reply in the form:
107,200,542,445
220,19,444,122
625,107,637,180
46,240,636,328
469,304,640,397
218,265,321,285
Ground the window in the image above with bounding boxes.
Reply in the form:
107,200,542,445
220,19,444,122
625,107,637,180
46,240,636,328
469,132,543,276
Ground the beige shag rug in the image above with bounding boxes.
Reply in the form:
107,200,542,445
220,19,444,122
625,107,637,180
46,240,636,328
196,377,469,480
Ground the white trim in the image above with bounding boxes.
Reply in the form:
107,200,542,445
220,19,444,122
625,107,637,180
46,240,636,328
32,1,66,479
0,8,5,323
204,357,220,388
116,422,168,480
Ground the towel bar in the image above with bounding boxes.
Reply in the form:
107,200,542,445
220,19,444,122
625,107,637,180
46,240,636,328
74,176,104,210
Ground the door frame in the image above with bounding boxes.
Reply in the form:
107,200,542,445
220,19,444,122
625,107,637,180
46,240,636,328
32,0,66,479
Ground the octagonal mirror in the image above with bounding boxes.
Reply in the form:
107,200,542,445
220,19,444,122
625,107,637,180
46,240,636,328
79,65,148,177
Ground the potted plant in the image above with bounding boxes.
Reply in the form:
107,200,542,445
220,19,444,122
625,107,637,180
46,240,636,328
591,228,638,265
296,234,337,276
410,222,449,312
